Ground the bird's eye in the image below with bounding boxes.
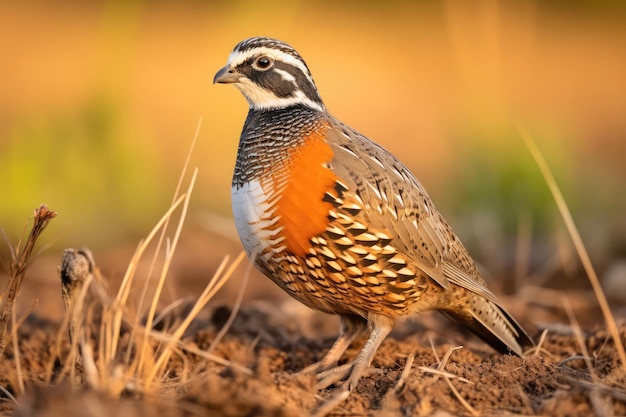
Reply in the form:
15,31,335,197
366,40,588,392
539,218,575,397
253,56,273,71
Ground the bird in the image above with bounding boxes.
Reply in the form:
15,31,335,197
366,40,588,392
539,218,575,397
213,36,533,391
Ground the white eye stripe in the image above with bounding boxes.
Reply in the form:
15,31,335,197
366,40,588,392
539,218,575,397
274,68,297,83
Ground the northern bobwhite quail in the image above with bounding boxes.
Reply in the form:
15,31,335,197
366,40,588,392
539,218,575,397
213,36,532,391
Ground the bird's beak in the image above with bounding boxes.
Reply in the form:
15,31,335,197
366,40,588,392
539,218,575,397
213,65,241,84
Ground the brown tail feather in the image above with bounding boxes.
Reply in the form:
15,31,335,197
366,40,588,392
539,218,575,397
441,295,534,356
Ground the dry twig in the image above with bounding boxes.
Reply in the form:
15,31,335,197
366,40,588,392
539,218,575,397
425,345,479,416
0,204,57,357
57,247,107,386
394,352,415,392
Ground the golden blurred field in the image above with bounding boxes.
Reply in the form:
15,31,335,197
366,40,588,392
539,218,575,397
1,3,626,416
1,1,625,260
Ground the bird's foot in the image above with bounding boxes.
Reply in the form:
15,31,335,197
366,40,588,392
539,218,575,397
299,358,337,377
315,358,378,392
316,362,354,390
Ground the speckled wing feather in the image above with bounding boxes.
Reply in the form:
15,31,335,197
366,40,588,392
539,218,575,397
325,119,532,353
325,120,488,295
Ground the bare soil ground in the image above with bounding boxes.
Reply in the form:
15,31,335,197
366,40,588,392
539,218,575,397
3,303,626,416
1,232,625,417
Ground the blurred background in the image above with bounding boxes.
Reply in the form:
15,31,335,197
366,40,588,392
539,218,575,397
1,1,625,321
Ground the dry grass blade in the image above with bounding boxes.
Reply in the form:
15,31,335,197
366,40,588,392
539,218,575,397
0,204,57,358
530,328,550,357
130,123,202,376
151,298,192,329
422,345,471,384
394,352,415,392
135,117,203,342
146,251,246,385
140,168,199,377
417,366,473,384
106,193,187,366
80,339,100,389
312,390,350,417
428,336,441,363
426,345,478,415
562,296,596,379
114,195,186,309
114,194,189,372
519,126,626,371
438,345,463,371
8,299,38,388
11,307,24,396
444,376,479,416
207,252,252,354
148,329,252,376
47,122,219,398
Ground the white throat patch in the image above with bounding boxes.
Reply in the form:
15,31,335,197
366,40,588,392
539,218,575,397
227,47,324,111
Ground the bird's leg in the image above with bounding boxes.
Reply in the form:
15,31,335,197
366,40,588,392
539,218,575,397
301,314,367,376
317,313,394,391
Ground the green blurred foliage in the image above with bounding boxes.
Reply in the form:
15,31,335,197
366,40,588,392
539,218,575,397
0,95,169,246
449,129,571,234
434,124,626,265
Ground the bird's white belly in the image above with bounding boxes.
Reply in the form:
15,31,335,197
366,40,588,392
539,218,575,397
231,179,286,261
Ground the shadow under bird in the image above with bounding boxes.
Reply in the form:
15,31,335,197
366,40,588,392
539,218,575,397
213,36,533,391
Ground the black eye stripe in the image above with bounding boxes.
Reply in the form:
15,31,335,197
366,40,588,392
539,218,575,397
273,61,321,103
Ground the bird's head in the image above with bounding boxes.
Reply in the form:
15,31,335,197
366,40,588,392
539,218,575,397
213,37,325,111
